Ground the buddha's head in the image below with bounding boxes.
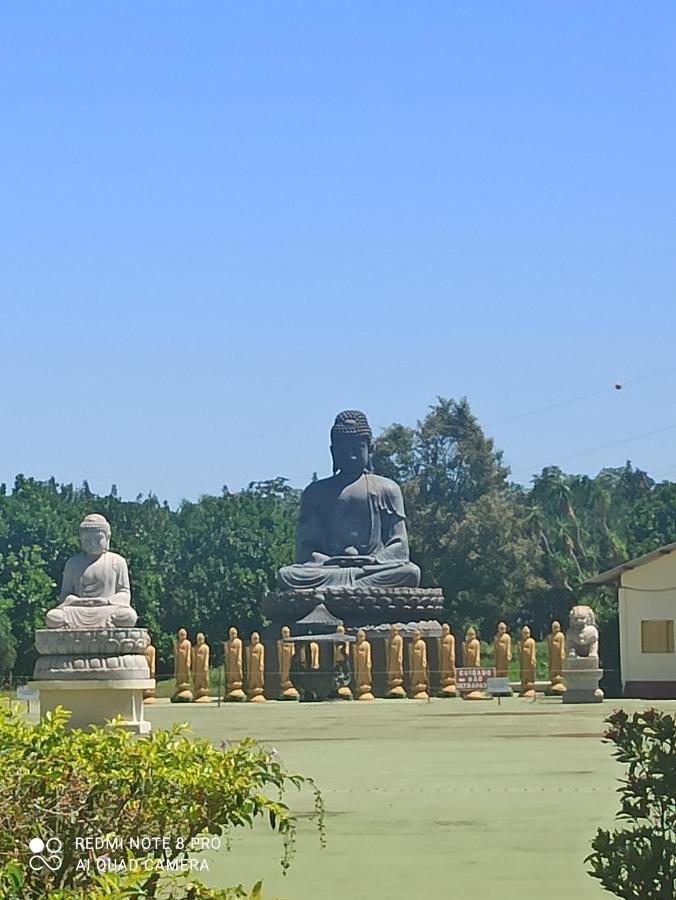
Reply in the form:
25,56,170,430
178,627,187,641
412,629,421,642
251,632,260,646
521,625,531,640
551,620,561,634
79,514,111,556
196,632,205,645
281,625,291,639
337,624,346,635
356,628,366,643
330,410,373,476
229,627,238,640
497,621,507,636
466,626,477,641
441,623,450,637
390,624,400,637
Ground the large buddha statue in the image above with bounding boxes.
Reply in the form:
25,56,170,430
278,410,420,590
45,514,137,630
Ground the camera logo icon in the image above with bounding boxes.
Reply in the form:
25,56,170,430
28,837,63,872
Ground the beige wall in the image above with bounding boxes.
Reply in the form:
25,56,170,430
619,551,676,685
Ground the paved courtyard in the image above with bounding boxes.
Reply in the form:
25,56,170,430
146,696,675,900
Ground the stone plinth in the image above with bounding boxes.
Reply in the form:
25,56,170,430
34,679,153,733
562,657,604,704
264,587,443,627
33,627,154,731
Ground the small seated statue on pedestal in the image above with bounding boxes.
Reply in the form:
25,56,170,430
45,514,137,630
277,411,420,591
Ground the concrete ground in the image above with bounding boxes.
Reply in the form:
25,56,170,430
145,696,675,900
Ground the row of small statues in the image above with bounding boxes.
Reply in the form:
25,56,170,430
153,619,569,703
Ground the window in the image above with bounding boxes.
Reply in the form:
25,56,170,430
640,620,675,654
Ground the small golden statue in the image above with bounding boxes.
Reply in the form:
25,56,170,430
519,625,536,698
547,620,566,694
277,625,300,700
193,632,211,702
354,629,374,700
461,626,483,700
438,623,456,697
386,625,406,698
246,632,266,702
408,629,429,700
172,627,193,703
493,621,512,678
143,638,156,704
224,626,246,702
334,624,353,700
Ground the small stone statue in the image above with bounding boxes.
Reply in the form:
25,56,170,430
193,633,210,702
386,624,406,698
277,626,299,700
45,514,137,630
563,606,604,704
224,627,246,701
463,627,481,667
143,638,156,704
354,629,374,700
438,623,456,697
566,606,599,658
493,622,512,678
277,411,420,591
246,632,266,702
519,626,536,698
547,620,566,694
333,624,353,699
408,629,429,700
172,628,193,702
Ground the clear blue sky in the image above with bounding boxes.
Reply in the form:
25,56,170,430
2,2,675,506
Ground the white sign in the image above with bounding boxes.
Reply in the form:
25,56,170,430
16,685,39,701
486,676,512,696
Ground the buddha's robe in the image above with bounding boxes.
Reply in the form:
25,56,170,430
45,551,137,629
278,473,420,589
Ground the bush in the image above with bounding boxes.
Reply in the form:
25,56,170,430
586,708,676,899
0,708,324,898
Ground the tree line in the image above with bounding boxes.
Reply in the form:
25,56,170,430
1,397,673,678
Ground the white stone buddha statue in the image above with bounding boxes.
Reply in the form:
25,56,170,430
45,514,137,630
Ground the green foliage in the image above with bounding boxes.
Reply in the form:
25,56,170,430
0,707,324,899
586,708,676,899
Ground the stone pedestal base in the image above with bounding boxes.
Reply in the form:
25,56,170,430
562,658,604,704
34,679,154,733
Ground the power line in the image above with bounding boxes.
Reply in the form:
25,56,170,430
487,364,676,428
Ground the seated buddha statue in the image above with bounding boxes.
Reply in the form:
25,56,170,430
278,410,420,590
45,514,138,629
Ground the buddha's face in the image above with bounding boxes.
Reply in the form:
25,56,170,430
196,633,205,645
178,628,187,641
80,527,109,556
412,629,421,642
441,624,450,637
522,626,531,639
331,434,370,476
281,626,290,639
251,632,260,645
357,629,365,643
497,622,507,636
229,627,237,640
391,625,399,637
337,624,345,635
552,621,561,634
466,627,476,640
